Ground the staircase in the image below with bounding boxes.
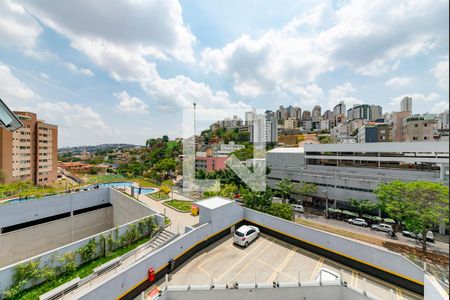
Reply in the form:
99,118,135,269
148,229,178,251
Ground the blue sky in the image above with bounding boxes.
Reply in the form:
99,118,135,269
0,0,448,146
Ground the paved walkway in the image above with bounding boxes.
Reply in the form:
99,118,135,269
136,193,199,235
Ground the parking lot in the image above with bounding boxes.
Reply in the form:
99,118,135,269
152,233,422,300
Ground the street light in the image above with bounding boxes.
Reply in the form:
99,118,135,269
323,188,329,215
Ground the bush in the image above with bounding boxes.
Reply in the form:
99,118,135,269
266,203,293,221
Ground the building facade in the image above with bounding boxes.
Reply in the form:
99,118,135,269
402,114,436,142
0,111,58,185
400,96,413,112
267,142,449,207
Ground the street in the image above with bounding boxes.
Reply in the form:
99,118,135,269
296,212,449,254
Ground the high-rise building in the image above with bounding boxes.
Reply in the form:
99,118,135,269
284,118,298,130
265,113,278,143
292,107,302,121
322,110,333,120
0,111,58,185
438,110,449,130
245,111,254,125
400,96,412,112
312,105,321,118
370,105,383,121
333,102,346,124
301,110,311,120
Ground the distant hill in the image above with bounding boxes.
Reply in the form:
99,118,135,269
59,144,141,153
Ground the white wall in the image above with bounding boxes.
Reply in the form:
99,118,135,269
0,207,113,268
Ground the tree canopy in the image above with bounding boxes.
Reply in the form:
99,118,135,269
375,180,448,251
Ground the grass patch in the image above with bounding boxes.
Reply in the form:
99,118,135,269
84,174,126,184
161,180,174,187
148,191,170,201
131,178,158,188
0,181,67,201
8,237,150,300
164,200,193,212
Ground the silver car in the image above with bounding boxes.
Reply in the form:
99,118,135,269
233,225,260,247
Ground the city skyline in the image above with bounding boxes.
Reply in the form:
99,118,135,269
0,0,448,146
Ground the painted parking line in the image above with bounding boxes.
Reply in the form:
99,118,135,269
268,246,297,283
197,242,234,269
215,237,273,282
232,238,275,281
310,257,324,281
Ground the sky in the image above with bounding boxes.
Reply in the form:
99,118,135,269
0,0,448,147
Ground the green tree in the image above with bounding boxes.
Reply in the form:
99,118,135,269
267,203,293,221
375,181,449,251
276,178,294,203
293,181,317,204
219,183,239,199
241,188,273,211
350,199,379,217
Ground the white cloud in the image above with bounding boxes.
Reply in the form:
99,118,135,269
328,82,363,108
114,91,149,114
200,0,448,96
0,64,35,106
384,76,413,87
64,62,94,77
20,0,196,65
141,75,250,111
39,72,49,79
388,92,441,112
432,57,449,91
0,0,42,53
288,83,325,107
430,101,449,113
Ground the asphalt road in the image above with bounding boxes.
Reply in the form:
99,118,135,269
297,212,449,254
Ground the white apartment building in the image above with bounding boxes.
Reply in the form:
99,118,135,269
438,110,449,130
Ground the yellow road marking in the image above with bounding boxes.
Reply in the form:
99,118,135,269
231,238,275,281
215,237,273,282
268,246,297,283
198,242,234,269
310,258,324,281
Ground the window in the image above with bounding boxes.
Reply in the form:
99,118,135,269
247,230,254,236
424,123,427,127
424,136,428,140
414,124,419,127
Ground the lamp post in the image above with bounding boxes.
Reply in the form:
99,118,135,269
323,188,329,216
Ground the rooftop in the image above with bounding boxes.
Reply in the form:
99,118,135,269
196,197,233,210
268,147,305,153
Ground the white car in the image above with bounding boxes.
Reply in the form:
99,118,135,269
402,230,435,242
233,225,260,247
371,223,393,232
348,218,368,227
291,204,305,213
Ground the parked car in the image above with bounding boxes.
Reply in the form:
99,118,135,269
314,268,340,283
233,225,260,247
348,218,368,227
402,230,435,242
371,223,393,232
291,204,305,213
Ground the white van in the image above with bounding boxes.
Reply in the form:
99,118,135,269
291,204,304,213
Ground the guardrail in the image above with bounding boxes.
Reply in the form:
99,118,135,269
39,277,81,300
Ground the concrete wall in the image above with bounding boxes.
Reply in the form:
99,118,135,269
0,214,157,293
76,223,214,300
243,207,424,285
109,189,157,226
0,189,109,228
424,274,449,300
0,207,113,268
161,285,369,300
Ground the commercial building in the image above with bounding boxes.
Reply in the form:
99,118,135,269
400,96,413,112
0,111,57,185
267,142,449,207
284,117,298,129
312,105,321,118
402,114,436,142
391,111,412,142
357,123,392,143
333,102,346,124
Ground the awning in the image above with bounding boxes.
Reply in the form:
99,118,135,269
362,214,374,220
383,218,396,224
342,210,358,217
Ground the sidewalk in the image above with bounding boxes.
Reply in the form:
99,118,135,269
137,193,199,234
